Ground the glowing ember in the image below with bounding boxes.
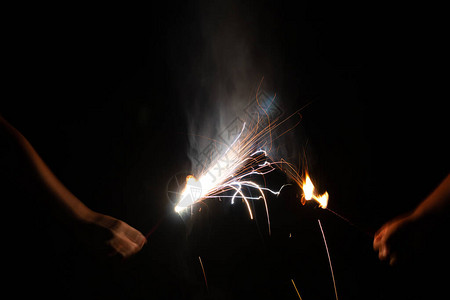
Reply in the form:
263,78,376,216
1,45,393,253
175,175,203,213
303,175,315,200
174,119,287,235
315,191,329,209
301,174,329,208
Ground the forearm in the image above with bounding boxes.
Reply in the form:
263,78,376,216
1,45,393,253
411,173,450,221
0,116,93,224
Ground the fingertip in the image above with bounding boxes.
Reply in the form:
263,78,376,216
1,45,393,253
140,233,148,245
126,228,147,247
374,227,384,239
373,238,380,250
373,235,384,251
134,235,147,251
378,245,390,261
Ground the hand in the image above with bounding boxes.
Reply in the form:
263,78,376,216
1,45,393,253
373,213,418,265
76,211,147,259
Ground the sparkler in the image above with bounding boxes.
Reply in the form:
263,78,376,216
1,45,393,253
173,87,348,299
298,171,373,238
174,94,332,236
174,96,301,235
174,126,284,235
301,173,329,208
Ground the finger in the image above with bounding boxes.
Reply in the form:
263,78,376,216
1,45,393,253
124,237,144,257
120,241,142,258
373,228,387,251
378,244,390,261
109,235,134,258
112,234,145,258
373,226,387,241
373,236,382,250
374,225,387,239
378,246,385,260
120,227,146,254
124,227,147,247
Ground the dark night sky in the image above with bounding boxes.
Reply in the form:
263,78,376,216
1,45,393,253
2,1,448,299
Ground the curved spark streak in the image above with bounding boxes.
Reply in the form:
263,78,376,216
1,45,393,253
251,149,267,156
223,122,246,156
231,186,239,204
318,219,339,300
230,183,241,204
260,184,290,195
229,185,253,219
207,195,261,200
175,151,290,235
198,256,208,290
239,181,271,235
175,101,318,237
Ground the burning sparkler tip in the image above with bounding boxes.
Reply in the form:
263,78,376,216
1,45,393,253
301,174,329,208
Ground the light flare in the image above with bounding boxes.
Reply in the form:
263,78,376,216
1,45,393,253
174,139,286,235
174,92,301,235
301,174,329,208
174,89,329,236
171,86,342,299
303,175,314,200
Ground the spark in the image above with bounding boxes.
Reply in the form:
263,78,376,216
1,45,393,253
174,142,287,235
173,87,342,299
175,88,329,240
318,219,339,300
175,100,300,235
198,256,208,290
270,158,329,210
291,279,303,300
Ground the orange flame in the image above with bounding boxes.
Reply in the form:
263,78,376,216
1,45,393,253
303,175,315,200
302,174,328,208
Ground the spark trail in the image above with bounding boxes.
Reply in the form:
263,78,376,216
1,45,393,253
291,279,303,300
175,96,303,235
198,256,208,290
318,219,339,300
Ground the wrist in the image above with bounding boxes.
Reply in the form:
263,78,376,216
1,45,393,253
408,207,439,228
66,204,97,227
410,205,435,222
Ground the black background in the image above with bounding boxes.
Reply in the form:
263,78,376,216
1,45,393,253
2,1,448,299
